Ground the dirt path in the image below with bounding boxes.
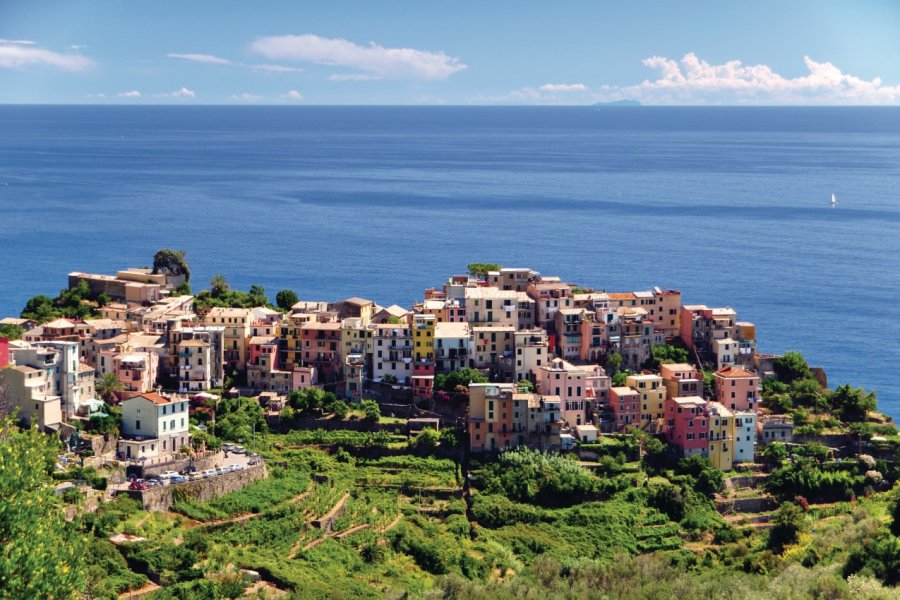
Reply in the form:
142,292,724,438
118,580,160,599
335,524,370,539
380,514,402,533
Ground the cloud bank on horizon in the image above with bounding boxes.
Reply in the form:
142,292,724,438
249,34,467,81
488,53,900,105
0,38,93,71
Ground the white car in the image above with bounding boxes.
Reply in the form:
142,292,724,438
159,471,180,480
201,469,217,478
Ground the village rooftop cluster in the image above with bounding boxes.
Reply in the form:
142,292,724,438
0,264,797,469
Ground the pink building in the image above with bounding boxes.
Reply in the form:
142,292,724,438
0,337,8,368
249,335,279,370
539,358,586,427
714,366,760,412
665,396,709,457
300,322,341,383
660,363,704,399
113,352,159,393
609,386,640,431
412,362,435,402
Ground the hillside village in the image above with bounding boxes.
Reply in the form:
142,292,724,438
0,256,884,471
3,253,900,599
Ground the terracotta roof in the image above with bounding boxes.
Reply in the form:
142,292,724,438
715,366,756,378
249,336,277,346
136,392,173,405
608,292,636,300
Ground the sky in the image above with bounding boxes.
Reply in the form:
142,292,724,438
2,1,900,105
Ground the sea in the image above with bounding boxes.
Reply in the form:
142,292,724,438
1,105,898,418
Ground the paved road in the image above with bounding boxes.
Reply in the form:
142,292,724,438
112,451,259,491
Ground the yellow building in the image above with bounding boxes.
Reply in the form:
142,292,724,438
707,401,735,471
626,373,666,429
205,307,253,370
412,313,436,361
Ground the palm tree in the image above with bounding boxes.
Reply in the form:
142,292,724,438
95,372,124,403
209,274,229,297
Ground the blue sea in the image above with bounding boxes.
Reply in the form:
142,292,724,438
1,106,898,418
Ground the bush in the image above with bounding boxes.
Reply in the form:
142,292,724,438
471,494,543,528
479,448,604,507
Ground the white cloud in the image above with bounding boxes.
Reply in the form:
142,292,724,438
155,87,196,98
251,63,303,73
168,53,232,65
479,54,900,105
281,90,303,101
0,39,93,71
250,34,466,80
328,73,379,82
539,83,587,92
69,44,87,50
612,53,900,105
230,92,264,102
117,90,141,98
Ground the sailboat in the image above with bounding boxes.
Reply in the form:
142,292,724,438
831,193,837,208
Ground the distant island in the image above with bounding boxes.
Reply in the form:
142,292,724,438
594,99,642,106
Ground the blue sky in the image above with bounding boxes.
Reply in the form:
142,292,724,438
2,0,900,105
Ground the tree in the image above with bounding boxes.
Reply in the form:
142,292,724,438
891,487,900,537
702,370,716,399
434,368,488,393
411,428,440,450
0,417,86,597
327,399,349,420
677,455,723,496
247,285,267,307
95,292,111,308
275,289,299,311
439,427,461,448
467,263,502,277
647,344,689,369
774,351,810,384
606,352,623,375
790,377,825,411
767,501,807,553
95,372,124,403
516,379,535,393
152,248,191,281
0,324,24,341
209,275,229,298
830,384,877,423
360,399,381,422
611,369,632,387
20,294,57,322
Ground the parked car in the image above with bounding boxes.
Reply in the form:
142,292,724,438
230,464,244,472
232,446,246,454
216,467,229,475
145,473,163,481
128,479,149,491
201,469,217,478
248,458,260,466
188,472,204,481
158,471,180,480
170,475,188,484
146,479,164,488
181,465,197,475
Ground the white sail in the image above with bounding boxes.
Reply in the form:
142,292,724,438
831,193,837,206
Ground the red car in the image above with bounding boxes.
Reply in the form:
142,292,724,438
128,479,149,491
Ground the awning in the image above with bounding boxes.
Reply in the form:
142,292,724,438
83,398,105,412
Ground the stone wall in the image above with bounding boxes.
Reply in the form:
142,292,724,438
126,463,267,511
716,496,776,514
134,451,221,479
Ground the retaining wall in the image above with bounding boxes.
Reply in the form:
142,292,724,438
126,463,267,511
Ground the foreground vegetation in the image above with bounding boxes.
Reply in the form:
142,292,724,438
7,409,900,600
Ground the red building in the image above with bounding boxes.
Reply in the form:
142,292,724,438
609,386,640,431
664,396,710,457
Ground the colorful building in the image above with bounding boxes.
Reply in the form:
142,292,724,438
539,358,586,427
664,396,709,457
609,386,640,431
660,363,704,399
707,401,735,471
627,373,666,429
714,366,760,412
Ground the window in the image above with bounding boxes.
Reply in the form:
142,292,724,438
135,419,141,430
